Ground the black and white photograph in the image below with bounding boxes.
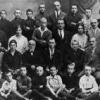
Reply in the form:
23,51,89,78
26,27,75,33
0,0,100,100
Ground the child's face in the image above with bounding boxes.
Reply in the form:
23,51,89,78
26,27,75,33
67,65,75,74
50,67,57,76
36,67,44,76
85,66,92,76
6,72,13,81
21,67,27,76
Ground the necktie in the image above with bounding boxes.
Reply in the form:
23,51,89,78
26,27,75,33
60,30,62,38
56,11,59,19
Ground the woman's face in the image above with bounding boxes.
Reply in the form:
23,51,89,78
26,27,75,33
16,26,22,35
78,25,84,34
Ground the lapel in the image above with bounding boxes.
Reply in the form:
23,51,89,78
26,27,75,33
51,12,57,22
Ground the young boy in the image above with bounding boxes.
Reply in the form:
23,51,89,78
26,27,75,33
46,66,69,100
32,66,52,100
62,62,79,96
0,71,28,100
79,65,98,98
17,67,32,99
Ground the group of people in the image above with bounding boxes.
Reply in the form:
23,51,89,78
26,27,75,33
0,0,100,100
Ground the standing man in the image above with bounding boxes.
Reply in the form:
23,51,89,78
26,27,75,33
48,1,66,31
65,5,82,40
11,9,25,34
32,17,52,50
24,9,36,40
35,4,48,28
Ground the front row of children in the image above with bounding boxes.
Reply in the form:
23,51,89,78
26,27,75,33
0,63,100,100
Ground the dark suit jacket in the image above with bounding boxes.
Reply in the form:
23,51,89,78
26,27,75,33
22,49,44,67
53,29,70,51
0,18,13,38
64,47,86,73
48,11,66,31
43,48,63,70
64,12,82,34
32,27,52,49
23,18,36,40
2,50,22,72
35,12,49,28
11,18,25,34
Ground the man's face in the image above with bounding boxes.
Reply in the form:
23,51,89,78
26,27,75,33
14,10,21,18
10,42,17,51
71,41,79,50
71,5,77,13
20,67,27,76
86,9,92,18
1,11,6,19
27,11,33,19
39,4,45,13
54,2,61,11
41,18,47,28
29,41,36,50
49,40,56,48
90,37,96,48
57,20,65,30
91,21,98,29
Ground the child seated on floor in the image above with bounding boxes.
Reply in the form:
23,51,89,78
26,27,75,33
17,67,32,99
62,62,79,97
79,65,98,98
46,66,72,100
0,71,29,100
32,66,53,100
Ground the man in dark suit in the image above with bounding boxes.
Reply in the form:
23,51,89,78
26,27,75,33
64,40,86,74
32,17,52,50
35,4,48,28
22,40,44,77
48,1,66,31
11,9,25,34
0,10,12,46
64,5,82,40
23,9,36,40
53,19,70,53
43,38,63,72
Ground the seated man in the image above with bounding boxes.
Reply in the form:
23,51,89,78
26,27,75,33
43,38,62,71
79,65,98,98
0,71,28,100
22,40,44,77
64,40,86,74
17,67,32,99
